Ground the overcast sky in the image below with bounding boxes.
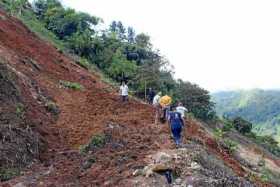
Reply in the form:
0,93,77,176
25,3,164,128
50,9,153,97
59,0,280,92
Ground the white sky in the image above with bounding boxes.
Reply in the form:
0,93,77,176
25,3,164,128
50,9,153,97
58,0,280,92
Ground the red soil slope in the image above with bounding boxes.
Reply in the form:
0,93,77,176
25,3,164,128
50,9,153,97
0,10,276,186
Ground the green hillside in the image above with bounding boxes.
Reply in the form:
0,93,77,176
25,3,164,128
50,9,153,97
212,89,280,143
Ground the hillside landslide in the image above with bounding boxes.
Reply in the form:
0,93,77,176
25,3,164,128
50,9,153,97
0,10,279,187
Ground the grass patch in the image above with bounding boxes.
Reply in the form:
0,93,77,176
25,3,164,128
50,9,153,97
0,168,20,182
80,134,106,154
76,58,90,70
19,10,65,51
59,80,84,90
15,103,25,118
259,168,275,183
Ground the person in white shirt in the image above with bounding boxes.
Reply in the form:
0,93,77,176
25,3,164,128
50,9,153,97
176,102,188,118
153,92,162,124
119,82,129,102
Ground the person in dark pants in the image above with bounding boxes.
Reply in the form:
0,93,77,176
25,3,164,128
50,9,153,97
168,106,184,147
147,88,155,104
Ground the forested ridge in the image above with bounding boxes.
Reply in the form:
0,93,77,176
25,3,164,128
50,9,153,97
212,89,280,143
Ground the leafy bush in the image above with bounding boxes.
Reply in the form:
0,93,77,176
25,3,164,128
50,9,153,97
213,128,225,140
16,103,25,118
259,168,274,183
45,101,59,115
233,117,252,134
221,118,234,132
76,58,90,69
80,134,106,154
59,80,83,90
222,139,238,154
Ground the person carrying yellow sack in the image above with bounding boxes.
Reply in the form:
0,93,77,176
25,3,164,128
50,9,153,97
159,95,172,123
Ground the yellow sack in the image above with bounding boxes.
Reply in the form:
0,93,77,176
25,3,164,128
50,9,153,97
159,95,172,107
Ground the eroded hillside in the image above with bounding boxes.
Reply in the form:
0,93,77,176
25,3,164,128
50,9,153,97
0,10,279,187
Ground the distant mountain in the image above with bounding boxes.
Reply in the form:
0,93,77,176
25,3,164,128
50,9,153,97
212,89,280,143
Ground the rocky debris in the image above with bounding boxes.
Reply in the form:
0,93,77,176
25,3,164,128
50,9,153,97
131,141,256,187
13,182,26,187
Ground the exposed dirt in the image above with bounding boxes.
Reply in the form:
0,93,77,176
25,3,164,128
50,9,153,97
0,10,279,187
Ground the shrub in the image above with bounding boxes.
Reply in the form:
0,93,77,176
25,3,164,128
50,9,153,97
45,101,60,115
259,168,273,183
59,80,84,90
80,134,106,154
213,128,225,140
233,117,252,134
221,118,234,132
16,103,25,118
222,139,238,154
77,58,90,69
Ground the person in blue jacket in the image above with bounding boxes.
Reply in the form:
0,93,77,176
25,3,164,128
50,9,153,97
168,106,185,147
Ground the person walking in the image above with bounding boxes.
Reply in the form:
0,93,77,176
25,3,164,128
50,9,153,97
147,88,155,104
159,95,172,123
176,102,188,119
168,106,185,147
119,82,129,102
153,92,162,124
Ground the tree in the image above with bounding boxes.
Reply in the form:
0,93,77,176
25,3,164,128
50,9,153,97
66,29,94,57
106,50,137,82
8,0,29,16
174,80,215,120
135,33,151,49
233,117,252,134
117,21,126,40
127,26,135,43
109,21,117,33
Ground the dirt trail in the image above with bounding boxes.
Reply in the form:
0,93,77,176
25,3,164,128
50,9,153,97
0,10,278,187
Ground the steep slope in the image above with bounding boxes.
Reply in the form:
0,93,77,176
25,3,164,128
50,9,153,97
212,89,280,143
0,10,279,187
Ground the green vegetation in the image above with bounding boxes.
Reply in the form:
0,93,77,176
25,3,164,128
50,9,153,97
0,168,20,182
0,0,64,50
15,103,25,118
45,100,59,115
76,58,90,70
0,0,215,120
233,117,252,134
212,89,280,143
246,133,280,157
222,139,238,154
216,116,280,157
213,126,238,154
59,80,83,90
213,128,225,140
80,134,106,154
